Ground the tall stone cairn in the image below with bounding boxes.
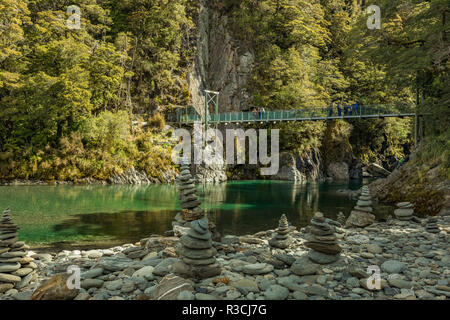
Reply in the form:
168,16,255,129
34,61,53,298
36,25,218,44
345,185,376,228
305,212,341,264
355,186,374,213
172,216,221,279
269,214,292,249
394,202,414,221
173,159,204,227
0,208,36,294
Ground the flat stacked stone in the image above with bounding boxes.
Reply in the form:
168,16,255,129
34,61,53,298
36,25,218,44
173,159,204,228
305,212,341,264
172,217,221,279
269,214,292,249
337,212,346,226
425,217,440,234
0,208,36,294
394,202,414,221
345,186,375,228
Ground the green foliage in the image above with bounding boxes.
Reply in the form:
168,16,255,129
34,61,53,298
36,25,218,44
80,110,130,150
230,0,330,110
277,121,326,156
0,0,31,91
134,129,174,182
345,0,449,167
107,0,194,112
0,0,185,181
148,112,166,131
349,118,413,166
0,0,447,181
321,120,353,165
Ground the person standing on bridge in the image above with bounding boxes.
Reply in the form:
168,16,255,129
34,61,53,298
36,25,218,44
337,104,342,117
261,107,266,119
253,107,258,119
354,103,359,115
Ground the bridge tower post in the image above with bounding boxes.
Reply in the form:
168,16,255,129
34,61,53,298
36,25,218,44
203,90,220,146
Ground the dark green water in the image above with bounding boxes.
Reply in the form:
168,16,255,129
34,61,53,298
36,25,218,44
0,180,389,249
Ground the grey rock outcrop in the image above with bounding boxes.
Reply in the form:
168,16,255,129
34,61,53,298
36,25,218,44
327,162,349,181
367,163,391,178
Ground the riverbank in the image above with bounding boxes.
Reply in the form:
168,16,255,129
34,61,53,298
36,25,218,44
0,166,176,186
1,180,393,247
369,155,450,217
2,214,448,300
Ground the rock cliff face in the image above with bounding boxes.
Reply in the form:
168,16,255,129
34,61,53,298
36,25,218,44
186,1,256,183
272,150,323,182
326,162,349,181
187,0,254,116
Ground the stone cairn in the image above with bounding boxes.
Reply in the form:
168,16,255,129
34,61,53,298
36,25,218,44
355,186,374,213
172,216,221,279
394,202,414,221
305,212,341,264
173,159,204,228
345,186,376,228
337,212,346,226
425,216,440,234
269,214,292,249
0,208,36,294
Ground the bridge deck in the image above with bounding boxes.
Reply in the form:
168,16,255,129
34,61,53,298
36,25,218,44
175,105,421,124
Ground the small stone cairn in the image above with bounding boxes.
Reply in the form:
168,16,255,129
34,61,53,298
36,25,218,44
425,216,440,234
394,202,414,221
173,159,204,228
337,212,346,226
172,216,221,279
305,212,341,264
0,208,36,294
269,214,292,249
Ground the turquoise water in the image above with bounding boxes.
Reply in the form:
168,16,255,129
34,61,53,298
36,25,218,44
0,180,382,248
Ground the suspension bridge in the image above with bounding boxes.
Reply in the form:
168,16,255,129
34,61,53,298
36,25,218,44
166,91,428,145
